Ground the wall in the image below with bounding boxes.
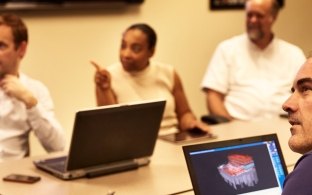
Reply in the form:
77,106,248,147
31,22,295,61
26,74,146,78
15,0,312,155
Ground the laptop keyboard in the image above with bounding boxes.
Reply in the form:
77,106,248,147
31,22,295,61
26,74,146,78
44,156,67,172
47,161,66,172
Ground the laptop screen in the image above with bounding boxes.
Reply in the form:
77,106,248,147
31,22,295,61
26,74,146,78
183,134,288,195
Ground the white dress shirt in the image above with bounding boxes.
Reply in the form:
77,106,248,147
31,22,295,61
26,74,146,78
0,73,65,161
201,34,306,120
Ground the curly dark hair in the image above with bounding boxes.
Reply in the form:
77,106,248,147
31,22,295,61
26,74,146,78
126,23,157,49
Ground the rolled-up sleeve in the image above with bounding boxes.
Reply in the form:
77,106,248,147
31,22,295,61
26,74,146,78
26,78,66,152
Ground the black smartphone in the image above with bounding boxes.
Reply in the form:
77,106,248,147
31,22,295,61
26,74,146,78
187,127,208,137
3,174,41,184
159,130,217,143
159,131,188,142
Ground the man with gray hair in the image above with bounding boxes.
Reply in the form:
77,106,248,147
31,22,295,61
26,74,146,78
282,57,312,194
201,0,306,121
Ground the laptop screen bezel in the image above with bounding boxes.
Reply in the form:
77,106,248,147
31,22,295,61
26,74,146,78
182,133,288,195
65,100,166,171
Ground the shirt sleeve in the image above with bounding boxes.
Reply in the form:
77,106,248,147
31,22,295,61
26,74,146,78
26,83,66,152
201,42,229,94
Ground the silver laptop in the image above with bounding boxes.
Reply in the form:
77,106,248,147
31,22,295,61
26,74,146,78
183,134,288,195
33,99,166,180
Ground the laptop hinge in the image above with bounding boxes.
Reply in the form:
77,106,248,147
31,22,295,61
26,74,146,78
86,159,141,178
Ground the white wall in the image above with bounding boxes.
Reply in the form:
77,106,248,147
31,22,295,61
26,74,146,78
16,0,312,155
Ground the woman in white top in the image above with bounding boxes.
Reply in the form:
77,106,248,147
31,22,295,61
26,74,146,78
92,23,211,135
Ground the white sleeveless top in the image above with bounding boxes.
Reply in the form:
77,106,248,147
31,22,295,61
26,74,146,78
107,61,178,133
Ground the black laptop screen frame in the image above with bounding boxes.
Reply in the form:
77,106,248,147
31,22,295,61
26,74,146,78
66,100,165,171
183,134,288,195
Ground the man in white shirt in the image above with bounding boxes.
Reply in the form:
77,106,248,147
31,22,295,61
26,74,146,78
0,13,65,161
201,0,306,121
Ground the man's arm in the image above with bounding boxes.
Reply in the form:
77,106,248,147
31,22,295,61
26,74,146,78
28,105,66,152
26,81,65,152
0,74,65,152
204,88,233,120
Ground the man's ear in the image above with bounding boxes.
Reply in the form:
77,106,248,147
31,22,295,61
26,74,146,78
270,12,278,24
17,41,27,59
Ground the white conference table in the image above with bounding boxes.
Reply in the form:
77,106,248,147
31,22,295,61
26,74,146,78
0,117,300,195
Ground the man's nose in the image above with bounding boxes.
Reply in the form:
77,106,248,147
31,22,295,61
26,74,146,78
282,94,297,113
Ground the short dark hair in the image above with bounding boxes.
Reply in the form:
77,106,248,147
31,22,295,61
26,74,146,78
0,13,28,49
126,23,157,49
